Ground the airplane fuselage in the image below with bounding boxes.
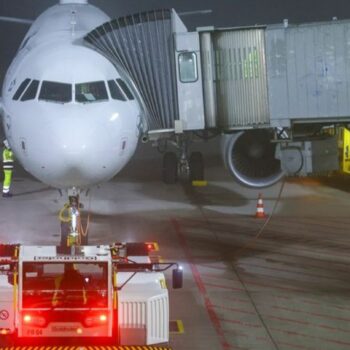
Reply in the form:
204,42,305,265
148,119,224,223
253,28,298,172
1,1,141,189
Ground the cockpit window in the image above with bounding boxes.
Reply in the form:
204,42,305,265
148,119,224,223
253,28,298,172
13,79,31,101
21,80,39,101
116,79,135,100
75,81,108,103
39,81,72,103
108,80,126,101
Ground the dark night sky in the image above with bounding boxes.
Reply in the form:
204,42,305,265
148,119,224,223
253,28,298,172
1,0,350,82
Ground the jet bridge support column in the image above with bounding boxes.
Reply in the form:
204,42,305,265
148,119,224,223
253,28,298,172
85,9,207,185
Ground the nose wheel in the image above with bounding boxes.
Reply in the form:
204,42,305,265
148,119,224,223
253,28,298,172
59,192,89,251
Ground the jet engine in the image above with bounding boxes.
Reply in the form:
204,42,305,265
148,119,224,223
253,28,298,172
222,130,284,188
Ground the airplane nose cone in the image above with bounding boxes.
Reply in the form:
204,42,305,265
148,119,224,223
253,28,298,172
50,122,118,187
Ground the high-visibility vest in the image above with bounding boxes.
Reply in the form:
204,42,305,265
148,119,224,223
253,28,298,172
3,148,14,170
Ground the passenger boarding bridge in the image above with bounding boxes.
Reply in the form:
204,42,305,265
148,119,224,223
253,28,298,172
84,10,350,187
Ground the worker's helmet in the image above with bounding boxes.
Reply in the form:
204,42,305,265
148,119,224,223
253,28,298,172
3,140,9,149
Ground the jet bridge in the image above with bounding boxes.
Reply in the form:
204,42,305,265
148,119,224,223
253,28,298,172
86,12,350,133
85,13,350,187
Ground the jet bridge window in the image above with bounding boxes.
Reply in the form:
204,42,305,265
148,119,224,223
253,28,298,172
116,79,135,100
39,81,72,103
75,81,108,103
178,52,198,83
21,80,39,101
108,80,126,101
13,78,31,101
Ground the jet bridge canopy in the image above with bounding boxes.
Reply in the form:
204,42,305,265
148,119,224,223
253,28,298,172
85,9,205,133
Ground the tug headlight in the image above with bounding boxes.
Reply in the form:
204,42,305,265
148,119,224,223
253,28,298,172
84,313,108,327
23,313,46,327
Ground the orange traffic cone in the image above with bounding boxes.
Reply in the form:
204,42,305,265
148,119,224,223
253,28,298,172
255,193,266,218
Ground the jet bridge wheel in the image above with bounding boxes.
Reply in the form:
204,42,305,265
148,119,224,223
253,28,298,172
189,152,204,182
162,152,178,184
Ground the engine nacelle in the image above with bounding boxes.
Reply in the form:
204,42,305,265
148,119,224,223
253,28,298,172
222,130,284,188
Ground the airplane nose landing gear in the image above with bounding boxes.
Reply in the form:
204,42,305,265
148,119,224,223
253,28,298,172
59,188,88,252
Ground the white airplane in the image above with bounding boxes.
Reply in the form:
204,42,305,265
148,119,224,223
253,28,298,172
0,0,288,204
1,0,141,190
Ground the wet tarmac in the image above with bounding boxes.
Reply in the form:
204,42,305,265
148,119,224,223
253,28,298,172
1,145,350,350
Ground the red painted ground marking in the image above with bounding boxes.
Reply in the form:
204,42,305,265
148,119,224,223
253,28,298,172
213,304,256,316
203,273,306,294
267,293,350,314
218,317,262,329
200,262,350,313
223,329,249,338
272,305,350,323
256,336,273,343
242,278,309,293
198,263,228,271
201,272,237,282
171,218,231,350
277,340,317,350
215,296,350,334
270,326,350,347
264,315,349,334
239,260,350,284
222,329,272,346
253,255,350,277
204,282,245,292
223,296,251,304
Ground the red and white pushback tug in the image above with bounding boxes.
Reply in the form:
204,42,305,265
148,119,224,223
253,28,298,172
0,243,182,347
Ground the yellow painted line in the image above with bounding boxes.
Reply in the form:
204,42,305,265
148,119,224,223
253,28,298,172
192,180,208,187
177,319,185,334
169,319,184,334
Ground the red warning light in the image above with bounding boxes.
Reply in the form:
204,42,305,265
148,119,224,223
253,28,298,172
146,242,159,252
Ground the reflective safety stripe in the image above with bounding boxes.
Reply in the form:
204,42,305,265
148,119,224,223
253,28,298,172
3,149,14,162
3,166,13,169
3,169,12,192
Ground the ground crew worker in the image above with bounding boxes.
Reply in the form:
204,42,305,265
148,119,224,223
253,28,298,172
2,139,14,198
52,263,87,307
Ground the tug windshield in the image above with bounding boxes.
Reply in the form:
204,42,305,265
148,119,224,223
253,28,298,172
22,262,108,309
